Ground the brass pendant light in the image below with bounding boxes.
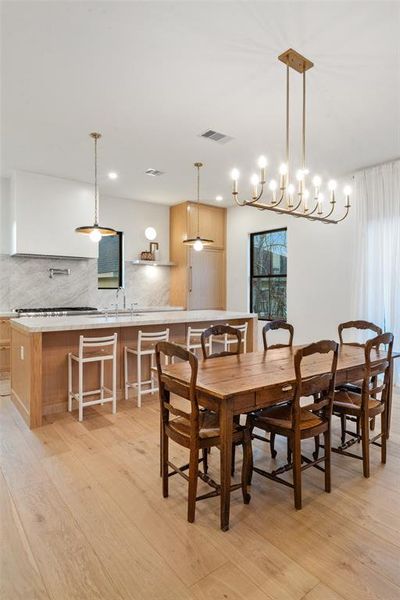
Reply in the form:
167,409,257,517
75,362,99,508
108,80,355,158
75,132,117,242
183,162,213,251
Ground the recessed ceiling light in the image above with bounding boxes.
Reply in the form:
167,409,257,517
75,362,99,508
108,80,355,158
215,195,223,202
108,172,118,180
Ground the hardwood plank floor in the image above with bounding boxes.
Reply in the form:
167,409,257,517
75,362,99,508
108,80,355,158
1,379,399,600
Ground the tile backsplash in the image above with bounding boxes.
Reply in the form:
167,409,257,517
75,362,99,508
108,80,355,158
0,254,171,310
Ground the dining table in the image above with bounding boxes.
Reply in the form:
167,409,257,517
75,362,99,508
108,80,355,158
163,344,399,531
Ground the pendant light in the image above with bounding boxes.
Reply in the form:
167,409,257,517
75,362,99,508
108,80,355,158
183,162,213,251
75,132,117,242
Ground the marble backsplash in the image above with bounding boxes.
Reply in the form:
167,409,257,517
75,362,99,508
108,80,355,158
0,254,171,310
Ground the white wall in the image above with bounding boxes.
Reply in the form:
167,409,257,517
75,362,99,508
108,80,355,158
226,204,356,348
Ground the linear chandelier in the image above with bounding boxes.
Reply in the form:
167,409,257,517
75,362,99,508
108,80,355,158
75,132,117,242
230,49,352,224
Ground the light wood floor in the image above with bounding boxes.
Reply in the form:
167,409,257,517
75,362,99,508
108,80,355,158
1,377,400,600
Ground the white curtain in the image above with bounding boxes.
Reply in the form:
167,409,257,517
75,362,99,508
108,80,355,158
353,159,400,384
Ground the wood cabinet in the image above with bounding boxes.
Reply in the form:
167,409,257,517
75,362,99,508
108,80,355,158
170,202,226,309
0,318,11,374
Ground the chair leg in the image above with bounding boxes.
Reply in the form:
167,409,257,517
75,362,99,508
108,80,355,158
202,448,208,474
287,438,292,465
340,414,346,444
187,447,199,523
292,436,302,509
241,432,252,504
356,417,361,441
361,412,370,478
381,411,387,464
370,416,376,431
270,432,277,458
324,428,331,493
313,435,320,460
162,426,169,498
231,444,236,476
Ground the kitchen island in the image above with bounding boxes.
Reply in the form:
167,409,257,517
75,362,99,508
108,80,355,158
10,310,257,428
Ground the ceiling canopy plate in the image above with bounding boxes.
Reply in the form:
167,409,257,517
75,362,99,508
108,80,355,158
278,49,314,73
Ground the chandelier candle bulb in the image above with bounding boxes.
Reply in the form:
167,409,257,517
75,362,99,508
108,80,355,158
269,179,278,203
296,170,305,195
231,168,239,194
287,183,295,207
257,155,268,183
328,180,337,203
251,174,259,199
317,193,324,214
344,185,352,207
279,163,288,190
312,175,321,199
303,189,310,212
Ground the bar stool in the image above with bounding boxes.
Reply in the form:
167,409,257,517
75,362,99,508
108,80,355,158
175,325,213,357
124,328,169,407
68,333,118,422
211,322,248,354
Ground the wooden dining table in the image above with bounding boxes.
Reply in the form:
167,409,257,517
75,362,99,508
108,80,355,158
163,344,399,531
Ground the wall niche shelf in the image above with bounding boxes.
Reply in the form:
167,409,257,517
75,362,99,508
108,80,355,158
132,260,175,267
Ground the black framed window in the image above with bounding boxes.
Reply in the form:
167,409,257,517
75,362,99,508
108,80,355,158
98,231,123,289
250,228,287,321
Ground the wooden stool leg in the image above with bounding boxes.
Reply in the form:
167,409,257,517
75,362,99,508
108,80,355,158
270,433,277,458
162,426,169,498
324,428,331,493
187,447,199,523
241,432,252,504
292,435,302,509
361,412,370,478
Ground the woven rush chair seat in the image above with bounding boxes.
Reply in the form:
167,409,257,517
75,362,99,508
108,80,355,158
334,389,384,417
169,411,246,440
255,404,324,431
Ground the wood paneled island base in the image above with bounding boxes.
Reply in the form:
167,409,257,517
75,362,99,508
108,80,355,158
10,310,256,428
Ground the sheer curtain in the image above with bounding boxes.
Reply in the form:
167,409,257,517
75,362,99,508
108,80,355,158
353,159,400,384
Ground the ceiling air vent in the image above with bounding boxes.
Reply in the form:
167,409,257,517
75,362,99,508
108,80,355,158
199,129,233,144
145,168,164,176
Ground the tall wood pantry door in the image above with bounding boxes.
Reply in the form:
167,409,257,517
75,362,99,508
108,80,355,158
188,248,225,310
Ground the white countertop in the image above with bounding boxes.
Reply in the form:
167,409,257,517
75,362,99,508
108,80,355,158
0,306,184,319
11,310,256,333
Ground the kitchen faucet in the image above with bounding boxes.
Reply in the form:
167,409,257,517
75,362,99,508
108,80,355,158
116,287,127,310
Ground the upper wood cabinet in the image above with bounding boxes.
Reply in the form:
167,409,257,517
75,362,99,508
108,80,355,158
169,202,226,309
187,202,225,249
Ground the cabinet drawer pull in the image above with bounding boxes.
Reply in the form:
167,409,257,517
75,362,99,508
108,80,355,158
0,346,9,350
281,385,292,392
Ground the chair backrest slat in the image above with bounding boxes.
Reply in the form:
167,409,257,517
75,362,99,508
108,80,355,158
263,320,294,350
156,341,200,431
79,333,117,356
201,325,242,359
360,332,394,406
338,320,382,346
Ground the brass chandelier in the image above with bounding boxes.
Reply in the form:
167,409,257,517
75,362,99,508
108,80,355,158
230,49,352,224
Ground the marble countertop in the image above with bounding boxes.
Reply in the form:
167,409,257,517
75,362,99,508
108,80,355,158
0,306,184,319
11,310,256,333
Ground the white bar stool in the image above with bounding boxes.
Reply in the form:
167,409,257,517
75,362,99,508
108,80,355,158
68,333,118,422
180,325,213,356
212,322,248,354
124,328,169,407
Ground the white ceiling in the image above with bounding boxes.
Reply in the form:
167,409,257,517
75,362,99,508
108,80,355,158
1,1,399,206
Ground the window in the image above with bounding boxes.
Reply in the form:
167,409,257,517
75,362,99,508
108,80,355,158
250,228,287,321
98,231,123,289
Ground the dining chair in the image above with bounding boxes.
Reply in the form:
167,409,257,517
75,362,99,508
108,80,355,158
258,320,295,459
155,341,252,524
332,332,393,478
248,340,339,509
211,322,248,354
337,320,383,440
262,320,294,350
201,324,243,475
200,324,242,359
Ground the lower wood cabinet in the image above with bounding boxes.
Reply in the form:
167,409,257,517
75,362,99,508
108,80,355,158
0,318,11,374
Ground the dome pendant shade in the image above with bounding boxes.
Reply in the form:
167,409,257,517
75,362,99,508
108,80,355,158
75,132,117,241
182,162,213,251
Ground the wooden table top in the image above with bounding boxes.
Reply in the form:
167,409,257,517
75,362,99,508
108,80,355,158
163,345,399,400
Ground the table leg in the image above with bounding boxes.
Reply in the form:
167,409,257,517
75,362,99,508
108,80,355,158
219,398,233,531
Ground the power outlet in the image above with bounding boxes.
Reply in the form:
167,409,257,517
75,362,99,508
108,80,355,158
20,346,24,360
